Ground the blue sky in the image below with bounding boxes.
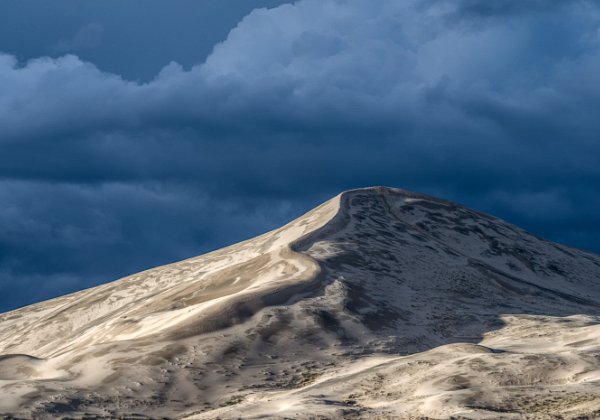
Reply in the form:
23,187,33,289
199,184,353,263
1,0,599,312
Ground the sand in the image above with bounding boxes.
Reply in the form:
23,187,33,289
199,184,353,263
0,186,599,419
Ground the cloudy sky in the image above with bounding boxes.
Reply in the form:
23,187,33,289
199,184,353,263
1,0,599,312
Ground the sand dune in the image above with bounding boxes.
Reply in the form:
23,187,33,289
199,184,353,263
1,187,599,419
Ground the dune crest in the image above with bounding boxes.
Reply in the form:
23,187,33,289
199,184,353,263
1,187,600,419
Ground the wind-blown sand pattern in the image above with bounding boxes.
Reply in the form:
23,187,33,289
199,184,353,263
1,187,600,419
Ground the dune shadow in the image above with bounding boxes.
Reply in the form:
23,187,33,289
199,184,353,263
287,187,600,356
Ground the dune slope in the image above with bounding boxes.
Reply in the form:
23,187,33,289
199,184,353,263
1,187,600,419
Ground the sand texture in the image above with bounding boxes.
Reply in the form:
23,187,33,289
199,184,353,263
1,187,600,419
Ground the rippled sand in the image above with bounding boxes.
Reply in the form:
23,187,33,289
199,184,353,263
1,187,599,419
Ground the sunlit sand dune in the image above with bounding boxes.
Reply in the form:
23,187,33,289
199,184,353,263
1,187,600,419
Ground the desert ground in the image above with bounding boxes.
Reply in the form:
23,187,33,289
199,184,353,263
1,187,600,419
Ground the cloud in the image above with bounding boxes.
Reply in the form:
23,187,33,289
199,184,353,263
0,0,293,81
1,0,600,310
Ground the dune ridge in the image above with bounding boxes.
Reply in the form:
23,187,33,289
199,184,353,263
1,186,600,419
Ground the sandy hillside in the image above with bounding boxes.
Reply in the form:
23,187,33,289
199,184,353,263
1,186,600,419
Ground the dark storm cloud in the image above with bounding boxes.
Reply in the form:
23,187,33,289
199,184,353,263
0,0,292,81
1,0,600,311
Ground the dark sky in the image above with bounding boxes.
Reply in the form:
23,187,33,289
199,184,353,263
1,0,599,312
0,0,290,80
